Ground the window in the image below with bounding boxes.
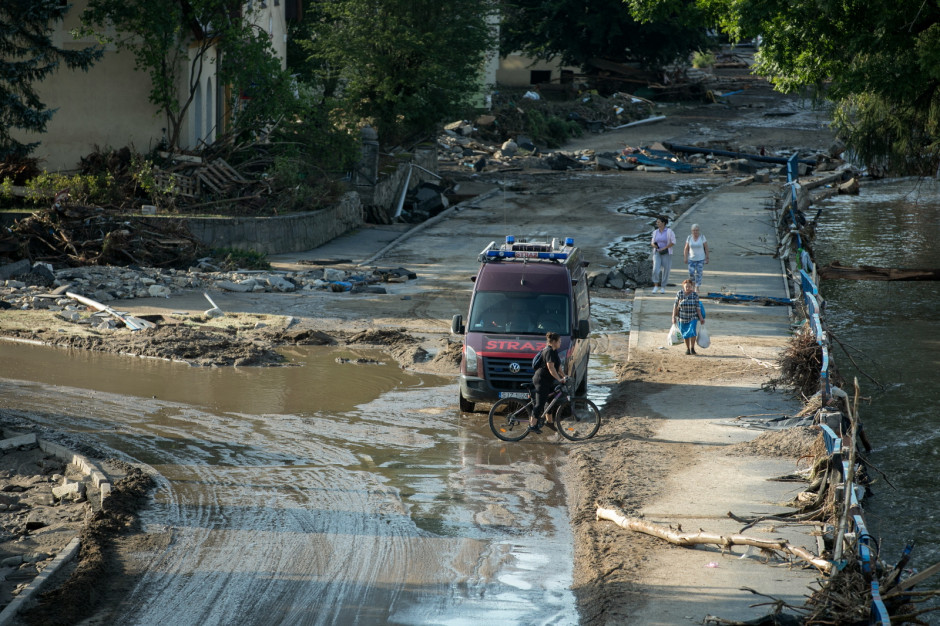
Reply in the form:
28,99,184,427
530,70,551,85
469,292,569,336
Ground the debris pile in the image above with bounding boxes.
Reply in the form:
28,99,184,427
149,152,272,214
0,262,418,320
439,118,851,177
2,200,205,269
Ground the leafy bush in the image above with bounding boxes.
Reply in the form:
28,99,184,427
691,51,715,68
15,171,121,207
524,109,583,148
210,247,270,271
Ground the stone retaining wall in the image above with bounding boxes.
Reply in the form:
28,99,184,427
183,191,362,254
0,191,363,256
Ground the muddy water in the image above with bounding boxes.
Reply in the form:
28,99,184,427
813,179,940,572
0,342,581,625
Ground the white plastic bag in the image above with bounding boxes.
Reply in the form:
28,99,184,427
697,323,710,348
667,323,682,346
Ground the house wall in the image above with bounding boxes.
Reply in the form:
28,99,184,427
11,0,165,172
12,0,291,173
248,1,289,68
496,54,580,88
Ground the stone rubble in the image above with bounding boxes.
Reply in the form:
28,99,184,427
0,262,408,317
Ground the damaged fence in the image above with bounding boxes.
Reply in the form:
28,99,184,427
780,154,896,624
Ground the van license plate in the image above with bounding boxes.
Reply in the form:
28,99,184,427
499,392,528,399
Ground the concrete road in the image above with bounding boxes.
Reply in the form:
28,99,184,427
627,182,820,623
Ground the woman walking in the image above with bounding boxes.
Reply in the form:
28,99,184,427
650,216,675,293
683,224,709,291
672,279,705,355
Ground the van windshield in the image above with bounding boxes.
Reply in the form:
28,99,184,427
468,292,570,335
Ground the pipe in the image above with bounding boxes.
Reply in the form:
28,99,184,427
664,142,816,165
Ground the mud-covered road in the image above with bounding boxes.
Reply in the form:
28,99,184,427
0,70,837,625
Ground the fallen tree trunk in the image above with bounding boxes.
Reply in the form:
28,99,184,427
818,262,940,281
596,504,831,573
663,142,816,165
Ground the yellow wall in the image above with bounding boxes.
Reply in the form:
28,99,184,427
11,0,288,172
496,53,580,88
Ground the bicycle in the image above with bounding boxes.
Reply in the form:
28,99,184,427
488,381,601,442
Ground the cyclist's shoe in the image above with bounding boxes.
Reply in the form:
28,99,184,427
528,423,543,434
544,420,557,432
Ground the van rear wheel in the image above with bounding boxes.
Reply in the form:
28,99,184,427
459,392,475,413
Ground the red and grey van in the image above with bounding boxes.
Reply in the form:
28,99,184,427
451,236,591,412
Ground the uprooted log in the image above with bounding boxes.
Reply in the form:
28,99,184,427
818,261,940,281
595,503,832,573
7,202,205,268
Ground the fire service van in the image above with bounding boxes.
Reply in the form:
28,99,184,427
451,236,591,412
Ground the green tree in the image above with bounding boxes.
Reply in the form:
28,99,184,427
79,0,294,152
301,0,497,147
662,0,940,175
0,0,103,160
500,0,713,74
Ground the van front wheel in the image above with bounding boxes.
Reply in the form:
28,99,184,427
459,392,475,413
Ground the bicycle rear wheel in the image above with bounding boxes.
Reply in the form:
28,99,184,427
488,398,531,442
555,398,600,441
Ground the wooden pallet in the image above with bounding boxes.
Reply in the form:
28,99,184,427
153,171,199,197
196,159,248,194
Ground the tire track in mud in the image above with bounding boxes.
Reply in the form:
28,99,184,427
0,367,578,625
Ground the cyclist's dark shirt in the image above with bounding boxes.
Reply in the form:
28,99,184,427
533,345,561,388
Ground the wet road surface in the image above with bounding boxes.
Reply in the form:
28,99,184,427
0,341,579,625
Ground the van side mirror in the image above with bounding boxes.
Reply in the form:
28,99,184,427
577,319,590,339
451,314,465,335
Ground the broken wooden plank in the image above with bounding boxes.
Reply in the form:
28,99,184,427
197,171,224,194
212,158,248,182
66,292,156,331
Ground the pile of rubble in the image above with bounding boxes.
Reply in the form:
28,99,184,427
0,201,204,269
439,120,852,179
0,261,416,324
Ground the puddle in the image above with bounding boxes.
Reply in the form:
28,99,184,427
0,340,578,624
604,179,722,262
590,296,632,334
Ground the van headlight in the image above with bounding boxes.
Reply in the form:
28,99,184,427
465,345,478,374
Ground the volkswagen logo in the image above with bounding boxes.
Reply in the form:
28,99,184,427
509,362,521,373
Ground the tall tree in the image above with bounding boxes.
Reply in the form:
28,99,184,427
302,0,497,147
647,0,940,175
80,0,294,152
501,0,713,74
0,0,103,160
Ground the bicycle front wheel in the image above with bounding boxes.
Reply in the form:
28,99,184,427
555,398,601,441
488,398,531,442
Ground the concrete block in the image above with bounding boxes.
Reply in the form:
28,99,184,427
52,481,85,500
0,434,37,452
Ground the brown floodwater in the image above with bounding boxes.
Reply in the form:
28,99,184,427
0,339,580,625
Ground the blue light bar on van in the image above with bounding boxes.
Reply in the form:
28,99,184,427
483,250,570,260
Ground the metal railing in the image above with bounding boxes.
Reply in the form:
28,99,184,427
785,155,890,624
